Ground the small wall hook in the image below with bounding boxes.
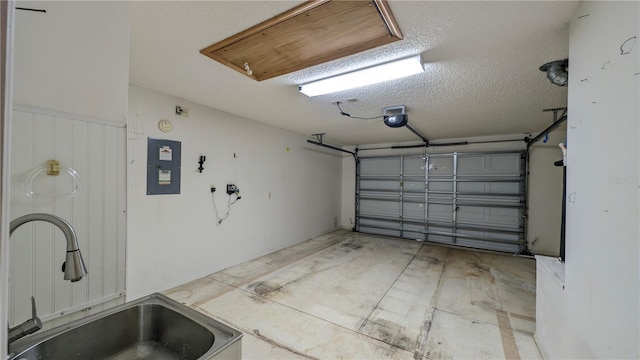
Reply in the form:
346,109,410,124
197,156,206,173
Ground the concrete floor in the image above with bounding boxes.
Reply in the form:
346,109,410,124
165,229,540,359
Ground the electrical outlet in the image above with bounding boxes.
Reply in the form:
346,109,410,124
175,105,189,117
226,184,237,195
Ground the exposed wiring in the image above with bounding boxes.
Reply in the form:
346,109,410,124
212,192,241,225
335,102,384,120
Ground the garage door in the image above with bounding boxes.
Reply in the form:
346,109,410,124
356,151,526,253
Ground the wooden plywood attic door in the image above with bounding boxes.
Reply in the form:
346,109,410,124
200,0,403,81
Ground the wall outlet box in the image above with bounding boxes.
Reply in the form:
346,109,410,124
226,184,237,195
175,105,189,117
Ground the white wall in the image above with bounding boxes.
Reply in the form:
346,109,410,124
341,153,356,231
536,2,639,358
1,1,16,356
12,1,129,124
9,106,127,329
4,0,130,346
526,127,566,256
126,86,342,300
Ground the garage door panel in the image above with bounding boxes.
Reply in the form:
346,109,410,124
359,226,401,238
457,155,485,173
457,182,520,194
359,217,398,227
428,156,454,174
428,194,454,202
361,179,401,191
360,157,400,176
455,238,520,253
403,193,427,203
457,182,484,192
403,223,427,240
360,199,400,217
403,180,426,192
356,152,525,253
403,156,426,176
428,181,454,192
403,202,425,219
428,203,454,221
456,194,520,204
403,232,425,240
457,228,519,242
427,229,455,244
458,153,521,175
485,182,521,194
360,191,399,200
358,216,401,237
457,205,520,225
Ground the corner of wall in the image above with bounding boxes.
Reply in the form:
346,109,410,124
535,2,640,358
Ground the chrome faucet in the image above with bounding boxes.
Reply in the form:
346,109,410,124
7,213,88,343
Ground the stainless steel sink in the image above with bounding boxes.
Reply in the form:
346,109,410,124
8,293,242,360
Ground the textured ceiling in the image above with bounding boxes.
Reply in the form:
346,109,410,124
129,1,578,146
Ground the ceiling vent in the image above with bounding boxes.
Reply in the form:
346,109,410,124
200,0,403,81
539,59,568,87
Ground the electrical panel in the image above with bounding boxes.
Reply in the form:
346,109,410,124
147,138,181,195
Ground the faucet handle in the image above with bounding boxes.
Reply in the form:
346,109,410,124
8,297,42,343
31,296,38,320
29,296,42,330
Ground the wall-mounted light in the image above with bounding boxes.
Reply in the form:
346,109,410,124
298,55,424,97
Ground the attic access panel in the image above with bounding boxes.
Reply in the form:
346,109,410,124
200,0,403,81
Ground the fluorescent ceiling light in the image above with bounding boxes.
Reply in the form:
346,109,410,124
299,55,424,97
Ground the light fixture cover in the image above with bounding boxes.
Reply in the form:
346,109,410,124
384,114,408,128
539,59,568,87
299,55,424,97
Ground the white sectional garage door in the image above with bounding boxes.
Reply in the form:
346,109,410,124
356,151,526,253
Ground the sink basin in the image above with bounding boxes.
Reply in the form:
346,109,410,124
8,293,242,360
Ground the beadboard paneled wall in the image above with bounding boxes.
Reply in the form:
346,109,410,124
9,105,126,328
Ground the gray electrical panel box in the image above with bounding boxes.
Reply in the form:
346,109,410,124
147,138,181,195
